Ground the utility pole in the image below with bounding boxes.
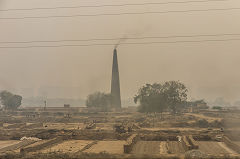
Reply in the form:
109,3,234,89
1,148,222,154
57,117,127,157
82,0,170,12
44,100,47,111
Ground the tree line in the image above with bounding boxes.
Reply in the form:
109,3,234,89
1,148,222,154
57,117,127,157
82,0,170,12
134,81,188,113
0,91,22,110
0,80,197,113
86,81,189,113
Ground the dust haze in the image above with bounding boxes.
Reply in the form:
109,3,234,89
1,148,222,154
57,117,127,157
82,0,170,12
1,0,240,104
1,1,240,159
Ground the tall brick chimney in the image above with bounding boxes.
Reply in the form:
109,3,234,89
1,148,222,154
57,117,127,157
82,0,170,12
111,48,121,109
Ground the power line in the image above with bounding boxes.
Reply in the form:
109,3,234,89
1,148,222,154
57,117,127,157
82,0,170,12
1,33,240,44
0,0,230,12
1,38,239,49
1,7,240,20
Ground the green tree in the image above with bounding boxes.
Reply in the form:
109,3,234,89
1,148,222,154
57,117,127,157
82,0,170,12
188,99,209,109
86,92,112,111
212,106,222,110
134,81,188,114
134,83,167,113
0,91,22,110
162,81,188,114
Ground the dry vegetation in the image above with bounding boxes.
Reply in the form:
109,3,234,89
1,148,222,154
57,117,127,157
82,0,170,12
0,108,240,159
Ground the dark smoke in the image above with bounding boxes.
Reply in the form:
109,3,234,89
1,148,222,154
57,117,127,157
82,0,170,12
114,36,128,49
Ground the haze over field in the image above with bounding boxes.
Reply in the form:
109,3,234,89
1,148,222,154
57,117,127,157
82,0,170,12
1,0,240,105
1,1,240,159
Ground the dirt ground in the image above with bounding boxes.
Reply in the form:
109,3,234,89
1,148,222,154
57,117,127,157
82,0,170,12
84,141,126,154
96,123,114,130
218,142,237,154
197,141,236,155
13,140,49,153
131,141,161,154
0,110,239,158
20,140,48,151
41,140,93,153
159,141,168,154
167,141,185,154
185,113,221,122
0,140,21,149
131,141,185,155
43,123,85,130
141,127,208,132
234,142,240,147
42,123,114,131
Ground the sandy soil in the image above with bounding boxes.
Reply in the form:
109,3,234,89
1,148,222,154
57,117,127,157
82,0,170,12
131,141,161,154
141,127,211,132
24,140,48,149
197,141,234,155
43,123,85,130
132,141,184,155
186,113,221,122
218,142,237,154
234,142,240,147
167,141,185,154
0,140,21,149
96,123,114,130
84,141,126,154
159,142,168,154
14,140,49,153
41,140,92,153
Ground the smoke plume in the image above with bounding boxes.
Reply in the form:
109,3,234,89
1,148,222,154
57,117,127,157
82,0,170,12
114,35,128,49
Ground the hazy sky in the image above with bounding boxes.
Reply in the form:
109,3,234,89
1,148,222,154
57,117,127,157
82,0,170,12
1,0,240,102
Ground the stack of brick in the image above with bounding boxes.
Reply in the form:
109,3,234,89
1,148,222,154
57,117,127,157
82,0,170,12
188,135,199,149
123,134,138,153
20,137,64,154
